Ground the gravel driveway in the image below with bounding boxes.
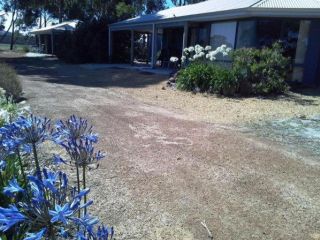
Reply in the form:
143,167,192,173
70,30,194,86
2,54,320,240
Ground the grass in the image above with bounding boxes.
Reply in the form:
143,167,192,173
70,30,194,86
0,43,31,52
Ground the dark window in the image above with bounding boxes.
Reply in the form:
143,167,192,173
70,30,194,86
236,20,256,48
256,19,282,47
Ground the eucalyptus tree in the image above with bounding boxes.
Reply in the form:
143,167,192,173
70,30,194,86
171,0,205,6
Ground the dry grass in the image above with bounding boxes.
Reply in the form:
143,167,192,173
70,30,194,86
120,80,320,125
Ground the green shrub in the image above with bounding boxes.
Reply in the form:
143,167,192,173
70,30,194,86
176,62,214,92
176,43,289,97
211,67,238,96
232,43,289,95
177,62,237,96
0,63,22,100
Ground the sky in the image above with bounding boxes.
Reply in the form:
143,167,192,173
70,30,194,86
0,1,175,32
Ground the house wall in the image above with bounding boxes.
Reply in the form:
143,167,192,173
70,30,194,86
190,17,319,85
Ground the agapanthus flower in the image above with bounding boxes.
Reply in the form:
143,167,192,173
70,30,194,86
0,205,26,232
97,225,114,240
61,138,104,168
14,115,51,144
188,46,194,52
24,228,46,240
53,115,98,145
0,160,6,171
0,169,113,239
3,178,24,197
74,214,99,236
170,56,179,63
49,203,73,224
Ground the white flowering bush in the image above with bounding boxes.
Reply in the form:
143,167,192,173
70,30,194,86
0,88,30,126
181,44,232,65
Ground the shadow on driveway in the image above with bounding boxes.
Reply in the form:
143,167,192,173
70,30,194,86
0,54,167,89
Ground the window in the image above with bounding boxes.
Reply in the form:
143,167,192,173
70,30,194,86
188,24,210,46
210,21,237,49
236,20,256,48
256,20,282,47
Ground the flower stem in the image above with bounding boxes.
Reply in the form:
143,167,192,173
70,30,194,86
82,166,87,215
31,144,54,237
76,164,81,218
16,149,27,184
32,143,42,179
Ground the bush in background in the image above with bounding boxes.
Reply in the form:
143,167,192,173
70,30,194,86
55,19,109,63
0,63,22,100
176,62,237,95
232,43,289,95
176,62,214,92
176,43,289,97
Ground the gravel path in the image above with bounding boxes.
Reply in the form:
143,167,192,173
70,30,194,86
2,54,320,240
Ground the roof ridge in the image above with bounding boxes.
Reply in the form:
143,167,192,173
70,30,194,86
250,0,268,8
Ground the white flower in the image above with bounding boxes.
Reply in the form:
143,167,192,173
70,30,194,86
205,46,212,51
188,46,195,52
193,54,200,59
170,56,179,63
195,44,204,54
181,56,186,63
199,52,205,57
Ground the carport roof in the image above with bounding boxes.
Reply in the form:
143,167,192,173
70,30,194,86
30,20,79,35
110,0,320,30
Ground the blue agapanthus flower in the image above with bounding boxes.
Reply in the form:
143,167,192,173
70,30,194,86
0,205,26,232
49,203,73,224
97,225,114,240
52,115,98,144
0,169,113,239
0,160,6,171
24,228,46,240
14,115,51,144
3,178,24,197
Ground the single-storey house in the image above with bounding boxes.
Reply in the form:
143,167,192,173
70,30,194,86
109,0,320,85
30,20,78,54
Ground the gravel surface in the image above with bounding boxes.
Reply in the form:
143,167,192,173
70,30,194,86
1,53,320,240
122,83,320,125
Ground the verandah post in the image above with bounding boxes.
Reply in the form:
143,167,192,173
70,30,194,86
130,29,134,65
151,24,157,68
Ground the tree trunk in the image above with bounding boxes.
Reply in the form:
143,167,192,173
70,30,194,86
39,10,42,28
44,11,47,27
59,0,63,23
10,10,16,51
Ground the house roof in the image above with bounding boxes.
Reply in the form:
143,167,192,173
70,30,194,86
30,20,79,34
253,0,320,8
110,0,320,30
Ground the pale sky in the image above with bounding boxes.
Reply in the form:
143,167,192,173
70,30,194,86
1,1,175,32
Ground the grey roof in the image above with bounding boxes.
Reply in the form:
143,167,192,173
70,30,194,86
253,0,320,8
30,20,79,34
110,0,320,29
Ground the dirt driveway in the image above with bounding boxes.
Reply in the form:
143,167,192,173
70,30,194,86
1,53,320,240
